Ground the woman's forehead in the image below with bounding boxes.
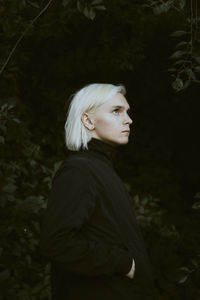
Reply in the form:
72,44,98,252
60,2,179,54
105,93,130,110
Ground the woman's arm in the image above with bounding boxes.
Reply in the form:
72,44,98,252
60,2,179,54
39,164,133,277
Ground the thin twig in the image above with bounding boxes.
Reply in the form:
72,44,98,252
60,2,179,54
195,0,198,30
190,0,193,56
0,0,54,76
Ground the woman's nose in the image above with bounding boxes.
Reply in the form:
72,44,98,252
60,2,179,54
128,116,133,124
125,114,133,125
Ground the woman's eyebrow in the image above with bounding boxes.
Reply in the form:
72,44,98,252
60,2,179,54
111,105,131,111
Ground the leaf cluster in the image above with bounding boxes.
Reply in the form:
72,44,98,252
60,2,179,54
0,104,54,299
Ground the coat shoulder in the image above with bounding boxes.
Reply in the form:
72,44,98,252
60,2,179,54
53,153,94,181
63,152,93,170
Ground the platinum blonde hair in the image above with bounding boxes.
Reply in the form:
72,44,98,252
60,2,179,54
64,83,126,151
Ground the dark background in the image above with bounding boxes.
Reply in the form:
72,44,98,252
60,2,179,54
0,0,200,299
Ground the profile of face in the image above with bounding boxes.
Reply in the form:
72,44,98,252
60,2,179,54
82,92,133,146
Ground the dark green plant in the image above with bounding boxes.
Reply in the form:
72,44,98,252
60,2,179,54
0,103,53,299
128,191,200,299
0,0,106,76
178,192,200,294
146,0,200,91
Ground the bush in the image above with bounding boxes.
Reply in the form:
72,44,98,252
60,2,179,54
0,103,52,300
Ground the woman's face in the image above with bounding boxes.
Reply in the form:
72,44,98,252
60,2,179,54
83,92,133,146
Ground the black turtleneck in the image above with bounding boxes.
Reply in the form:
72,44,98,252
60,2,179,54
40,138,156,300
84,137,117,162
66,137,117,167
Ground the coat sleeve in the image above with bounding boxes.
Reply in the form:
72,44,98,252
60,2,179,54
39,163,133,277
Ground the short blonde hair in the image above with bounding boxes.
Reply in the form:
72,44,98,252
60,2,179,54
64,83,126,151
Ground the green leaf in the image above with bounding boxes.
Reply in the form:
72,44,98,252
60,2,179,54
13,118,21,123
172,78,184,91
0,136,5,144
27,1,40,9
91,0,103,5
1,103,15,112
3,183,17,194
185,68,196,80
30,159,36,167
175,41,188,49
141,197,148,206
53,161,63,174
167,68,176,72
31,283,44,294
19,0,26,10
192,201,200,209
153,1,172,15
178,275,188,283
170,31,189,37
89,8,96,20
180,266,190,273
191,259,199,268
77,1,83,12
173,59,190,65
170,50,187,59
45,263,51,274
183,80,191,89
62,0,70,7
84,6,90,17
194,66,200,73
194,192,200,198
94,5,106,10
194,56,200,64
133,195,139,205
179,0,186,9
83,7,96,20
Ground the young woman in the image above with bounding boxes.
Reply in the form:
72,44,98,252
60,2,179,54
40,83,156,300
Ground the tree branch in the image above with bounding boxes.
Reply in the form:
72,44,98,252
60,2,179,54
0,0,54,76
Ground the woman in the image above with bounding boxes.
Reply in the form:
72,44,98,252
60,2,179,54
40,83,156,299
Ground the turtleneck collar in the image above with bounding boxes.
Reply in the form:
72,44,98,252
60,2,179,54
81,137,117,166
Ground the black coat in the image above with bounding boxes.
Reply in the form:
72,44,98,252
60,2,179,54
39,138,156,300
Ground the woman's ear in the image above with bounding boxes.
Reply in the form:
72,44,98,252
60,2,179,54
81,113,95,130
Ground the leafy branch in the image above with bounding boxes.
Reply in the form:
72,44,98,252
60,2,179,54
169,0,200,91
0,0,106,76
0,0,54,76
178,192,200,284
146,0,200,91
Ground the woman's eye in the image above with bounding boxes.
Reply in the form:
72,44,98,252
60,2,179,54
113,109,120,115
